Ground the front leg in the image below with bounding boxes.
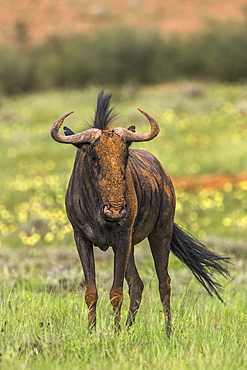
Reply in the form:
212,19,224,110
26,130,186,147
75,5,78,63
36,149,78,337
125,246,144,329
110,239,132,331
74,229,98,330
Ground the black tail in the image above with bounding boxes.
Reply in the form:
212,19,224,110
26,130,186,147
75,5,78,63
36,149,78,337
170,223,230,302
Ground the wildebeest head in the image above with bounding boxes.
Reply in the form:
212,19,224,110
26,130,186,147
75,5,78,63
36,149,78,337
88,130,128,222
50,90,160,223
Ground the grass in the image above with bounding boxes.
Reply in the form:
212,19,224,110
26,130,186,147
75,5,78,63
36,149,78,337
0,82,247,368
0,245,246,370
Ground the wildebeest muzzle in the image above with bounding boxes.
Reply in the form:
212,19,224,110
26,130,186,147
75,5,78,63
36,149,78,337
102,203,127,222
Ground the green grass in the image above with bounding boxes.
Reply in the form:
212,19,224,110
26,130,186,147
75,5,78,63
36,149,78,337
0,246,246,370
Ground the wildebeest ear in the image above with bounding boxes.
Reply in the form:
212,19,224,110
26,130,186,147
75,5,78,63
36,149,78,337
126,125,136,147
64,126,75,136
127,125,136,133
63,126,83,148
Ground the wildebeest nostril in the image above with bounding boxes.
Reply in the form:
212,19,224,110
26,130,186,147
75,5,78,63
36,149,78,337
103,206,113,218
119,207,126,218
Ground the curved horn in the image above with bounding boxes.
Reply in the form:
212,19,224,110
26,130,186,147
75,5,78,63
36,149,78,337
114,108,160,142
50,111,101,144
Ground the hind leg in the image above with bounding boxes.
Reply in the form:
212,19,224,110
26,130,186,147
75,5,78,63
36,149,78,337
125,247,144,329
148,232,172,337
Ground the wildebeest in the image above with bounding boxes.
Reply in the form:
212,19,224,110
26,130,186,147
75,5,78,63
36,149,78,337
50,90,229,335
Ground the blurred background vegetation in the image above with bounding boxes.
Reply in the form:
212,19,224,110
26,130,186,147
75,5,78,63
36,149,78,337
1,21,247,95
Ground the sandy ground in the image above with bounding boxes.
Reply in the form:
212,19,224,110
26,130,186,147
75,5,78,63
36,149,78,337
1,0,247,46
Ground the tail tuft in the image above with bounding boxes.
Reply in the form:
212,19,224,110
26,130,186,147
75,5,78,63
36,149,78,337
171,223,231,302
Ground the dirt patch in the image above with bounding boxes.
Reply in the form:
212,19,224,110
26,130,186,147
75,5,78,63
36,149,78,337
173,173,247,191
1,0,246,46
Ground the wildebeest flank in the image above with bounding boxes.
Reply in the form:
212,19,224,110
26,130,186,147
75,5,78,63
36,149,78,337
50,90,229,335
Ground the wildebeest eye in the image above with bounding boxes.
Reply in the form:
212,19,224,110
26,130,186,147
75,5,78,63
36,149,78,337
91,153,97,161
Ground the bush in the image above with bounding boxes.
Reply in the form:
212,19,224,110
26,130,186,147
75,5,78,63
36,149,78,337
0,46,36,94
179,21,247,81
1,22,247,95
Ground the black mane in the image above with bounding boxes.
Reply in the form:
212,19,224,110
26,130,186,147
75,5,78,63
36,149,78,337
64,89,118,147
93,89,117,130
